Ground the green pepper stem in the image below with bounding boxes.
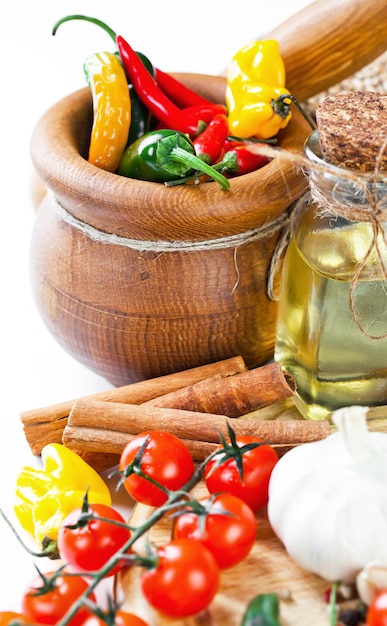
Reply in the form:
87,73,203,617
164,172,203,186
170,147,230,190
273,94,316,131
227,134,278,145
0,508,58,559
52,14,117,42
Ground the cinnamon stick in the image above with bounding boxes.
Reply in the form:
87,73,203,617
63,400,331,470
20,356,247,455
143,362,296,416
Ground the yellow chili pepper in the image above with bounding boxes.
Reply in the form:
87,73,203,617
14,443,112,546
85,50,131,172
225,40,292,140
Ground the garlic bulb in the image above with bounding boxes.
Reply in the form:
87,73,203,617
356,563,387,606
267,406,387,584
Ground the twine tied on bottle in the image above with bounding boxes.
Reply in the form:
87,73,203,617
252,141,387,341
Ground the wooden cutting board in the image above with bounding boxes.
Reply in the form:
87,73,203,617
115,482,330,626
113,400,387,624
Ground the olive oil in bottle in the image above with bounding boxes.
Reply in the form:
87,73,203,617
275,221,387,421
274,92,387,421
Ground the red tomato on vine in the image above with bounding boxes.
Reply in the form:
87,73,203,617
204,433,279,511
21,570,95,626
173,492,257,568
119,430,195,506
140,538,220,617
57,502,132,577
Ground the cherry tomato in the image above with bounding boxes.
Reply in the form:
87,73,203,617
367,589,387,625
82,611,149,626
57,503,131,577
119,431,195,506
173,492,257,569
140,538,220,617
22,571,96,626
204,436,279,511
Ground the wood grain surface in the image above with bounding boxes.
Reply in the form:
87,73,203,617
29,94,311,386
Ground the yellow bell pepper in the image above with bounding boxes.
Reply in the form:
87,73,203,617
225,39,292,140
85,50,131,172
14,443,112,546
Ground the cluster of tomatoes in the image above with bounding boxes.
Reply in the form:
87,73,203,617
1,428,280,626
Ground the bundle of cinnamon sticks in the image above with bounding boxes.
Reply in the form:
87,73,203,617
20,357,331,472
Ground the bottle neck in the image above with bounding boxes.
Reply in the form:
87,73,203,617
304,130,386,224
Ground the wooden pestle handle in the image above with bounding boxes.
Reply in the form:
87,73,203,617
172,0,387,103
268,0,387,101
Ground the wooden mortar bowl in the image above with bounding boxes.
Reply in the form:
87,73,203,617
30,76,311,387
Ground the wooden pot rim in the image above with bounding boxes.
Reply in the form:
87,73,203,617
30,75,311,242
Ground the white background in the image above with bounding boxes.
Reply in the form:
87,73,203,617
0,0,314,611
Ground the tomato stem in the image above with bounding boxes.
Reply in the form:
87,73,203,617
52,456,214,626
118,434,173,497
207,422,268,482
2,424,262,626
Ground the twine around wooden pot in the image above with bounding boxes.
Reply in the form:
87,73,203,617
29,77,313,387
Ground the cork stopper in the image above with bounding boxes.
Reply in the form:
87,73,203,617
315,91,387,171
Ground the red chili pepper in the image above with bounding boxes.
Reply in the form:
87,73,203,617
116,35,199,136
222,138,245,152
155,68,214,109
184,103,227,125
153,102,227,135
52,16,224,137
215,145,270,177
193,113,229,164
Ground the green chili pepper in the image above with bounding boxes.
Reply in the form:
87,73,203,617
117,129,230,189
127,86,152,146
241,592,282,626
114,49,154,147
126,52,154,146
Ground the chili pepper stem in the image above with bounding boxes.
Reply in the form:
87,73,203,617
168,147,230,190
227,135,278,145
164,173,202,187
274,94,316,131
52,14,117,41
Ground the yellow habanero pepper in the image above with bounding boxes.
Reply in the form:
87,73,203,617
85,50,131,172
14,443,111,546
225,40,292,140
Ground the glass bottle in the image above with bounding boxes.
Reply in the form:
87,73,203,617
274,129,387,421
